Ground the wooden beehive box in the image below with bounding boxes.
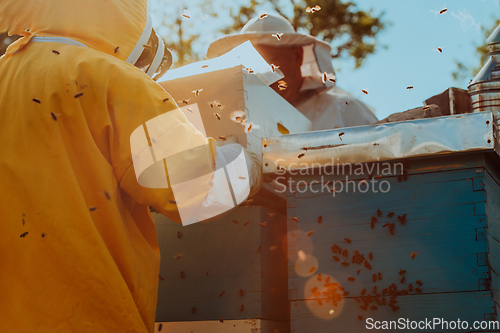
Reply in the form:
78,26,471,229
159,64,311,159
261,112,500,332
153,205,289,333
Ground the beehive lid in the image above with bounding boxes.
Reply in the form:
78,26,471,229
262,111,496,174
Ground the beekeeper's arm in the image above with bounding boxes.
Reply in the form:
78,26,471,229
107,67,260,224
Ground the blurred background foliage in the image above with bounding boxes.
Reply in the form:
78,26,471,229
1,0,498,84
151,0,387,68
452,18,500,83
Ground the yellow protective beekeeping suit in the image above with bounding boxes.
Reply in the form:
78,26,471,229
0,1,216,332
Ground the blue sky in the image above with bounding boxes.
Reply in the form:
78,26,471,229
152,0,500,120
336,0,500,119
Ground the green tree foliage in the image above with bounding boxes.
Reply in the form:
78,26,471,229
453,18,500,83
152,1,219,68
221,0,387,68
1,0,386,70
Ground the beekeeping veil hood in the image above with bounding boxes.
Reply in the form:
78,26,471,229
206,13,335,91
0,0,172,80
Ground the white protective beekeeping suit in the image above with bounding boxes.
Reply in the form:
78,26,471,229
207,13,378,130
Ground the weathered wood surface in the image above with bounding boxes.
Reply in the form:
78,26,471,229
373,104,442,124
287,168,488,297
424,87,471,115
154,206,288,326
284,153,499,332
290,291,495,333
484,154,500,321
154,319,289,333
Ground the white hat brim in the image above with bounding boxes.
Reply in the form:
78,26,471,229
207,32,331,59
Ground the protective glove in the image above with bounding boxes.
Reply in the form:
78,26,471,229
217,137,262,199
242,148,263,198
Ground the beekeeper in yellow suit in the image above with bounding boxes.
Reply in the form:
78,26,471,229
0,0,261,332
207,14,378,130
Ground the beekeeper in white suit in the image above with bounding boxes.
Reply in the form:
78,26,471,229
207,13,378,130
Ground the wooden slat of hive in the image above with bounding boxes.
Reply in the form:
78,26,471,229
287,169,488,298
154,319,289,333
283,153,496,331
290,291,494,333
154,206,288,325
484,154,500,319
